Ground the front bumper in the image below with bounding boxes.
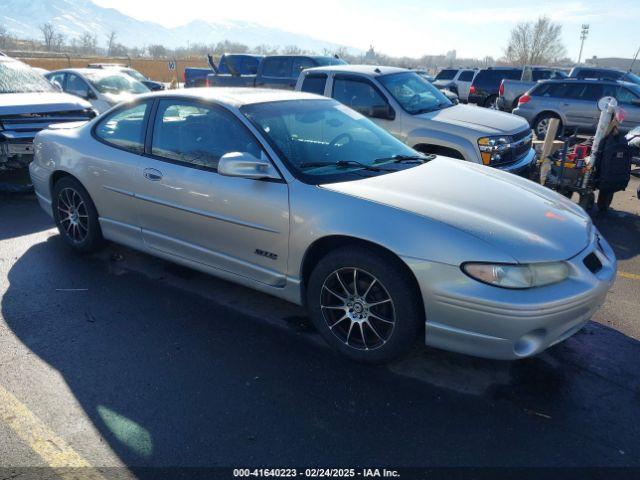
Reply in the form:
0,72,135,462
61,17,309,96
403,230,616,360
494,148,536,177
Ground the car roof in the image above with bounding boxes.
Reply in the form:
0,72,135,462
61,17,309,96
302,64,408,76
134,87,327,107
48,68,129,76
538,78,626,85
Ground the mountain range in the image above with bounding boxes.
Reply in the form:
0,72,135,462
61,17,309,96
0,0,353,53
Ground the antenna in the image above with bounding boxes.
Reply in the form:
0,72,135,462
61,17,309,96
629,46,640,73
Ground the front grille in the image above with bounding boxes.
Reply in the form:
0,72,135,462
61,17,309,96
0,109,94,133
583,252,603,274
490,129,533,166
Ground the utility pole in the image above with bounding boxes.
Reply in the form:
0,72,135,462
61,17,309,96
577,24,589,65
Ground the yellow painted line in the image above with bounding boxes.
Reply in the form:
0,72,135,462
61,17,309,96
0,383,105,480
618,271,640,281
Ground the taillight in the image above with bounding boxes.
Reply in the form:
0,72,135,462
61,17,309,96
498,81,504,97
518,94,531,105
205,77,210,88
469,85,476,94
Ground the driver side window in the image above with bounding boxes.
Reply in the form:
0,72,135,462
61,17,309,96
151,100,263,170
332,77,388,118
66,74,90,98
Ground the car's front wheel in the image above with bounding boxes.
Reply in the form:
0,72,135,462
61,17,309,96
306,246,423,363
52,176,104,253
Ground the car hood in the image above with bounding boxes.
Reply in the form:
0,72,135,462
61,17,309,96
417,104,529,135
321,158,592,263
0,92,91,116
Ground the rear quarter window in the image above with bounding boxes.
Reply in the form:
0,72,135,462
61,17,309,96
94,102,149,153
300,74,327,95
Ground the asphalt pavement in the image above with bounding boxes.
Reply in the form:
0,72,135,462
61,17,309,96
0,176,639,479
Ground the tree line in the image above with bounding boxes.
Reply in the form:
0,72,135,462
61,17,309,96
0,16,572,69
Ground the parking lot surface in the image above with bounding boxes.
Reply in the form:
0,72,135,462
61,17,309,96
0,177,639,477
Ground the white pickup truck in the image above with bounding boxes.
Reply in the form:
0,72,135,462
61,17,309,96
0,56,96,173
295,65,535,176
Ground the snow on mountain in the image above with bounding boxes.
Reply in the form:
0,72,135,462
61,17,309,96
0,0,351,53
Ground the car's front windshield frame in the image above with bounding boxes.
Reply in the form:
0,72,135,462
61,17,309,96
378,71,453,115
240,99,425,185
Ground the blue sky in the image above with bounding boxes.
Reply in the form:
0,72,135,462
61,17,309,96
94,0,639,60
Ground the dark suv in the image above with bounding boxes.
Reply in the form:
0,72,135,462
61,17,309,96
468,67,522,107
569,67,640,85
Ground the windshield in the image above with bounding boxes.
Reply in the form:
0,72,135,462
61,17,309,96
378,72,452,114
84,71,149,94
0,60,56,94
435,69,457,80
123,68,148,82
241,99,421,184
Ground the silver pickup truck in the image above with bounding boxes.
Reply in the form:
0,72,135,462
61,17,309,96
0,56,96,173
497,67,567,112
296,65,535,176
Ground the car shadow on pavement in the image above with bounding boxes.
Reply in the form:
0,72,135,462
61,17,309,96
591,207,640,262
0,194,53,241
3,237,640,473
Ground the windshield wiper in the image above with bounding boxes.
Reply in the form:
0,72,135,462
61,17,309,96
298,160,393,172
374,154,435,164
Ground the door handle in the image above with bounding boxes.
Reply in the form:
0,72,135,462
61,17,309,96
143,168,163,181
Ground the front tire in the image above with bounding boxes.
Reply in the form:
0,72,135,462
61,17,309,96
52,176,104,253
306,246,423,364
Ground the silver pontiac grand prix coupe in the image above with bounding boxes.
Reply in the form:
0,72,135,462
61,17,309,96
30,88,617,363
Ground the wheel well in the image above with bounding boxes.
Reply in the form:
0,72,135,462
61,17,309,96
413,143,465,160
50,170,75,193
533,110,561,126
300,235,425,313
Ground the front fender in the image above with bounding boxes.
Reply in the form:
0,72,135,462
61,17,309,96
407,129,480,163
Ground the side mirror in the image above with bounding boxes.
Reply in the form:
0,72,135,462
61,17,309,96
369,104,395,120
218,152,280,180
86,89,97,100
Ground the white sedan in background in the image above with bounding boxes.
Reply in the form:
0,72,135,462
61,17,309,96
45,68,149,113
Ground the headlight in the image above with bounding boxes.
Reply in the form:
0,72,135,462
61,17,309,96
478,136,513,165
462,262,570,289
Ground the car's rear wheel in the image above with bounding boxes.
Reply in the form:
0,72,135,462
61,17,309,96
534,113,562,139
306,246,423,364
52,176,103,253
484,94,498,108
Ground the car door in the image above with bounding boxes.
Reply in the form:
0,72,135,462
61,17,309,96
330,74,401,139
135,97,290,287
616,85,640,130
88,101,152,247
567,82,604,131
66,73,109,113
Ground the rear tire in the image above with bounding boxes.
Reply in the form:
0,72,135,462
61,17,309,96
306,246,423,364
52,176,104,253
484,94,497,108
534,113,562,140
